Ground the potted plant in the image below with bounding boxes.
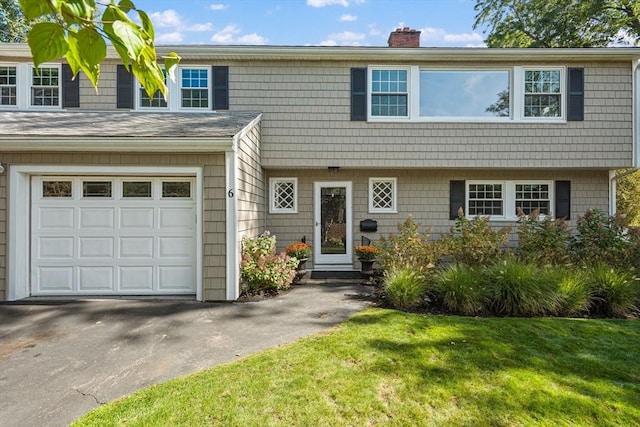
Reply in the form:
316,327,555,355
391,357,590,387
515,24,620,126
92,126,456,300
355,245,379,276
286,242,312,282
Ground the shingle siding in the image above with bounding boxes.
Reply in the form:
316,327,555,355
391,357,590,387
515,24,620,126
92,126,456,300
236,120,266,239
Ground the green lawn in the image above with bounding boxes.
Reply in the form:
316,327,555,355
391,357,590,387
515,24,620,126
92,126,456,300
75,308,640,427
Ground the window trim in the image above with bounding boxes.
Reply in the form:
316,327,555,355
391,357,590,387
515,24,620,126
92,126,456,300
368,177,397,213
466,180,554,221
367,65,567,123
133,65,213,112
0,63,18,108
30,63,62,109
136,69,168,110
269,177,298,214
178,66,211,111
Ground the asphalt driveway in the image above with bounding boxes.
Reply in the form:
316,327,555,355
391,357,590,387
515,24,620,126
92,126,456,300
0,281,372,427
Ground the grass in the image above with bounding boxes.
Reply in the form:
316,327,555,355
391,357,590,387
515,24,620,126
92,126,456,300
74,308,640,427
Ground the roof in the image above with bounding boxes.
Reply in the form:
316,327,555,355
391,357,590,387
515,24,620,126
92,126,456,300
2,43,639,63
0,111,262,153
0,110,261,138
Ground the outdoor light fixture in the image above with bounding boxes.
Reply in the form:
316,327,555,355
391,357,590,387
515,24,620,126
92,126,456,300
328,166,340,173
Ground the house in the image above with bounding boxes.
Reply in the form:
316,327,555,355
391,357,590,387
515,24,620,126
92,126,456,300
1,29,638,302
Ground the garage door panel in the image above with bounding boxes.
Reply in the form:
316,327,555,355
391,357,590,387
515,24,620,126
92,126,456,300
159,207,194,228
37,237,74,259
79,267,114,291
80,208,115,229
120,267,154,290
119,237,154,258
38,207,74,229
120,208,154,229
79,237,114,258
31,176,198,297
37,267,74,291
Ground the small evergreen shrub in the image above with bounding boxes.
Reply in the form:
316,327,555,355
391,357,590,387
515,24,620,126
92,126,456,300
585,264,639,317
377,216,442,275
240,232,298,293
517,210,571,266
483,258,561,317
433,264,485,315
442,215,510,267
383,268,426,311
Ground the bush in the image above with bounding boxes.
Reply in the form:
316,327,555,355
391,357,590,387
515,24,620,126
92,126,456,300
442,215,510,267
584,264,639,317
377,216,442,275
570,209,634,269
483,258,561,317
550,268,593,317
240,232,298,293
433,264,485,315
383,268,426,310
517,210,571,266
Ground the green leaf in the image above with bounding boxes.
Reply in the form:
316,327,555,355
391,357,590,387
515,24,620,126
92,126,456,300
118,0,136,14
137,10,154,40
111,20,146,61
19,0,53,20
76,27,106,66
163,52,181,82
67,31,100,89
27,22,69,66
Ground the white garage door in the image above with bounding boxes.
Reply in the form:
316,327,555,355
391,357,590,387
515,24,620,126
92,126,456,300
31,176,197,296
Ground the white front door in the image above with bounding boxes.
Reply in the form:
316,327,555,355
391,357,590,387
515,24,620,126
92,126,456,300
313,182,353,266
30,176,197,296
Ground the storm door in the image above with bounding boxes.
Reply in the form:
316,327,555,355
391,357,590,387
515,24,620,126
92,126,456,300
313,182,352,266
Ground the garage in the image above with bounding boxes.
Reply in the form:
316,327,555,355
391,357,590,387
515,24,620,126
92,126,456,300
30,175,197,296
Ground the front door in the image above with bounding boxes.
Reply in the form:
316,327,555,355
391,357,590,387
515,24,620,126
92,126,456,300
314,182,352,266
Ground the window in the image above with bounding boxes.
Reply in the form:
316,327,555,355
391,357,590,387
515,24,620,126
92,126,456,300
181,68,209,108
162,181,191,198
83,181,112,198
0,66,17,106
138,70,167,109
523,69,562,118
367,66,566,122
466,181,553,220
420,70,510,118
31,65,60,107
270,178,297,214
370,68,408,117
43,181,72,198
369,178,397,213
123,181,152,198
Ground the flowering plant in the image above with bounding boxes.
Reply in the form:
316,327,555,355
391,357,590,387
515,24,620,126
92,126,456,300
355,245,380,260
285,242,312,260
240,232,297,292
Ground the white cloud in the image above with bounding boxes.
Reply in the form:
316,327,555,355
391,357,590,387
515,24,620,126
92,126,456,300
149,10,183,28
340,14,357,22
211,25,268,45
156,32,184,43
210,4,228,10
419,26,485,46
190,23,214,31
307,0,348,7
609,29,637,46
320,31,366,46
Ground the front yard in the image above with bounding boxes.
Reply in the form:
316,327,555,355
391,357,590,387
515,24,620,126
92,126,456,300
75,308,640,426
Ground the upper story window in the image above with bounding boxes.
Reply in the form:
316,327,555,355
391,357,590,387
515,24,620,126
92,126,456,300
31,65,61,107
367,66,565,122
181,68,209,109
371,69,408,117
0,66,17,106
139,71,167,109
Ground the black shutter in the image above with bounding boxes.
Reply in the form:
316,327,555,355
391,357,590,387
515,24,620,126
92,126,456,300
61,64,79,108
212,66,229,110
555,180,571,219
450,180,466,220
567,68,584,121
351,67,367,121
116,65,134,109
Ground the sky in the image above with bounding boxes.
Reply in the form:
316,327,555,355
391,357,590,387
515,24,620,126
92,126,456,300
133,0,486,47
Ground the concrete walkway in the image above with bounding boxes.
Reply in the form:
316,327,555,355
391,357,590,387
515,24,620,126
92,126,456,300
0,281,372,427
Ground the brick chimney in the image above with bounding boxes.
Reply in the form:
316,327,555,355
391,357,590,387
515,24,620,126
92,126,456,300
387,27,421,48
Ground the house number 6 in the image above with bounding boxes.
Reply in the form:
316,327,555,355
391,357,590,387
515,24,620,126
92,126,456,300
228,189,234,198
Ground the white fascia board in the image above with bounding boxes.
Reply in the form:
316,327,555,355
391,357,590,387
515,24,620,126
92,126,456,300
0,138,234,152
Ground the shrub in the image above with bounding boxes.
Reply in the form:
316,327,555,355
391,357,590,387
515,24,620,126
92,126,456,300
483,258,561,317
550,268,593,317
584,264,639,317
570,209,634,269
433,264,485,315
517,210,571,266
383,268,426,311
377,216,442,275
240,232,298,293
442,215,510,267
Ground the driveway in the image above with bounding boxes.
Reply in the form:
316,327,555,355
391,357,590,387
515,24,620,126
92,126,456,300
0,281,372,427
